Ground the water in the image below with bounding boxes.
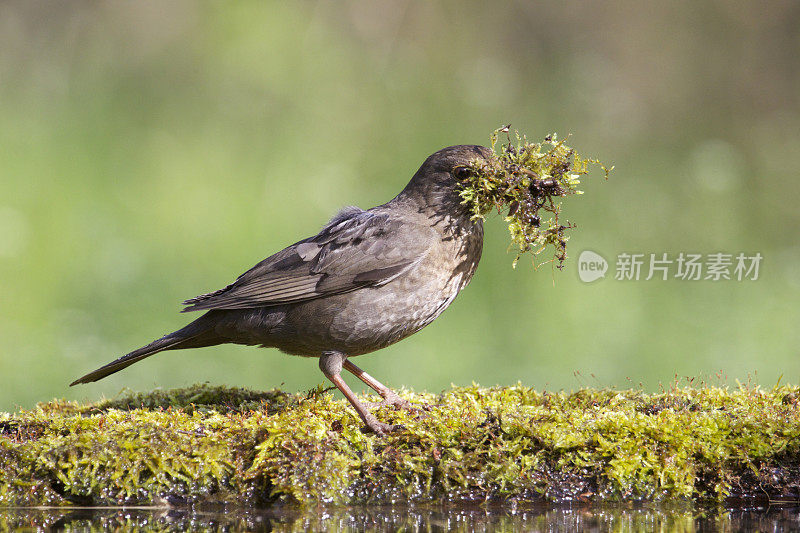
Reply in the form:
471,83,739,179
2,504,799,532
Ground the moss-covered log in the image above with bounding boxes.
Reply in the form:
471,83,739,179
2,384,800,507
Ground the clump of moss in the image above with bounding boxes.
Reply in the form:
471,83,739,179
459,126,612,268
2,384,800,508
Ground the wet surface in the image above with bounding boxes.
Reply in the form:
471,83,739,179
2,503,800,532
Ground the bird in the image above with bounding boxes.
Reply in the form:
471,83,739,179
71,145,491,435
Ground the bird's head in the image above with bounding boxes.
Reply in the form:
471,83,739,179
397,145,492,215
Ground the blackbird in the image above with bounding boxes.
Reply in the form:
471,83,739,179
72,145,491,434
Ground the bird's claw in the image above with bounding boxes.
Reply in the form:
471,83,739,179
363,395,429,415
361,415,405,436
381,391,434,413
382,391,414,410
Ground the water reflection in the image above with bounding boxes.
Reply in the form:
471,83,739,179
2,504,798,532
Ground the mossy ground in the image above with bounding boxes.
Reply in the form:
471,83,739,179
2,383,800,508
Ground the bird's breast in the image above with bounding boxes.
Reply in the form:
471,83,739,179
325,217,483,353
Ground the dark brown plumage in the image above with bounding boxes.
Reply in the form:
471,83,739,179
71,145,491,434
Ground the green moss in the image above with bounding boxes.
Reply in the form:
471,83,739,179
2,383,799,507
459,126,612,269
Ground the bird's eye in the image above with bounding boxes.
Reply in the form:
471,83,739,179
453,166,472,180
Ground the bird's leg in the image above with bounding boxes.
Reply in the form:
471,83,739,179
342,359,414,410
319,351,400,436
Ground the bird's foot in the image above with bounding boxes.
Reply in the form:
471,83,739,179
364,393,429,413
361,414,405,436
382,389,433,412
381,390,415,410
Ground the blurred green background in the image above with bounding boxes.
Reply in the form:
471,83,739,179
1,1,798,411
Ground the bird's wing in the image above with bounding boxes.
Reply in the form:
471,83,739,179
181,206,430,311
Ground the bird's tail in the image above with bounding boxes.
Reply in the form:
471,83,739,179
69,315,222,385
